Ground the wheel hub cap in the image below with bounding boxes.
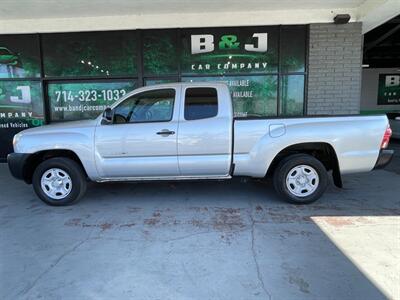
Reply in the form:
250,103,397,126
41,168,72,200
286,165,319,197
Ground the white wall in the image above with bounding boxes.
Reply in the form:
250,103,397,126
0,9,356,34
361,68,400,113
0,0,398,34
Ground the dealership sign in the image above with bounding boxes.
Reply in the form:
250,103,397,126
191,33,268,54
183,29,278,74
378,74,400,105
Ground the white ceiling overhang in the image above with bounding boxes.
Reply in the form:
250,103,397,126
0,0,399,34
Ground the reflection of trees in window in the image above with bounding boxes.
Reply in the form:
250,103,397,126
280,75,304,116
234,76,277,117
280,26,306,73
143,32,178,75
42,32,137,77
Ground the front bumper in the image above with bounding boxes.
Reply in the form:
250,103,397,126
7,153,31,182
373,149,394,170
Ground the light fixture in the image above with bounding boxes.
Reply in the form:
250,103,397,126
334,14,351,24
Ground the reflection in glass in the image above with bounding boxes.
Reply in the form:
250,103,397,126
280,75,305,116
182,75,278,117
280,26,306,73
0,35,41,78
42,31,138,77
145,78,178,86
113,89,175,123
143,31,178,75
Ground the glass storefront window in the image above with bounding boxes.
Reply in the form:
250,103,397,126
0,80,44,127
0,80,44,157
144,78,178,86
48,80,137,121
182,75,278,117
181,26,279,75
280,75,305,116
143,31,178,76
42,31,138,77
0,34,41,78
0,26,308,159
280,26,306,73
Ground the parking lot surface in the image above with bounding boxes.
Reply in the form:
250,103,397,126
0,150,399,299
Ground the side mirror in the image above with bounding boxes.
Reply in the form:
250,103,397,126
102,107,113,124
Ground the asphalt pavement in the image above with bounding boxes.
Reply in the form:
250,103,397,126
0,152,399,300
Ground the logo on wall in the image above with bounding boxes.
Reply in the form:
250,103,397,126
10,86,31,104
0,82,42,130
378,74,400,105
188,33,271,72
385,75,400,88
191,33,268,54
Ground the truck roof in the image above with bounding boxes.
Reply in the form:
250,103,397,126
130,81,229,94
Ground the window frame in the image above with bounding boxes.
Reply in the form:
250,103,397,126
112,88,176,124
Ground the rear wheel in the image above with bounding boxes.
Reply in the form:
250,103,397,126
273,154,328,204
32,157,87,206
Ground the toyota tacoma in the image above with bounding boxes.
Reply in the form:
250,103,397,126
7,83,394,205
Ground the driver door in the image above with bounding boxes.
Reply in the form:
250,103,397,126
94,87,180,178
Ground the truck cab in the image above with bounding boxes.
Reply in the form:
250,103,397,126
95,83,233,179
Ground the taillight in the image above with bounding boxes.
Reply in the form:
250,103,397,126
381,125,392,149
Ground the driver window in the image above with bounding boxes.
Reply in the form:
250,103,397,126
113,89,175,124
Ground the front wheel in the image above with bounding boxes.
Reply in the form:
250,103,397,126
32,158,87,206
273,154,328,204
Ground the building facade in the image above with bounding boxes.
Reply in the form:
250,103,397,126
0,23,363,158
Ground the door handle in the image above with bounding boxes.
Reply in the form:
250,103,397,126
156,129,175,136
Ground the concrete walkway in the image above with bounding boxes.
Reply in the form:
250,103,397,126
0,161,399,300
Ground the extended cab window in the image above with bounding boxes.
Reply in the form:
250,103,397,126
113,89,175,124
184,88,218,120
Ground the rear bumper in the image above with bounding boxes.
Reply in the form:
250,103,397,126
7,153,31,181
373,149,394,170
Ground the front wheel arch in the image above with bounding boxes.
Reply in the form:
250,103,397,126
32,157,87,206
22,149,88,184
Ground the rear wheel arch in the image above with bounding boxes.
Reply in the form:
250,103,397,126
266,142,342,188
22,149,88,184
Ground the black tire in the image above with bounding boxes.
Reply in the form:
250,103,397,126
273,154,328,204
32,157,87,206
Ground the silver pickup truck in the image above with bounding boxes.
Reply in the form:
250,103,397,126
7,82,394,206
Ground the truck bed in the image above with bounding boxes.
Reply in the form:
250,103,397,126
233,115,389,177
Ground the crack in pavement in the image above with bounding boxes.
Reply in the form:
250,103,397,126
14,214,103,299
160,230,213,242
15,237,89,298
249,204,272,300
